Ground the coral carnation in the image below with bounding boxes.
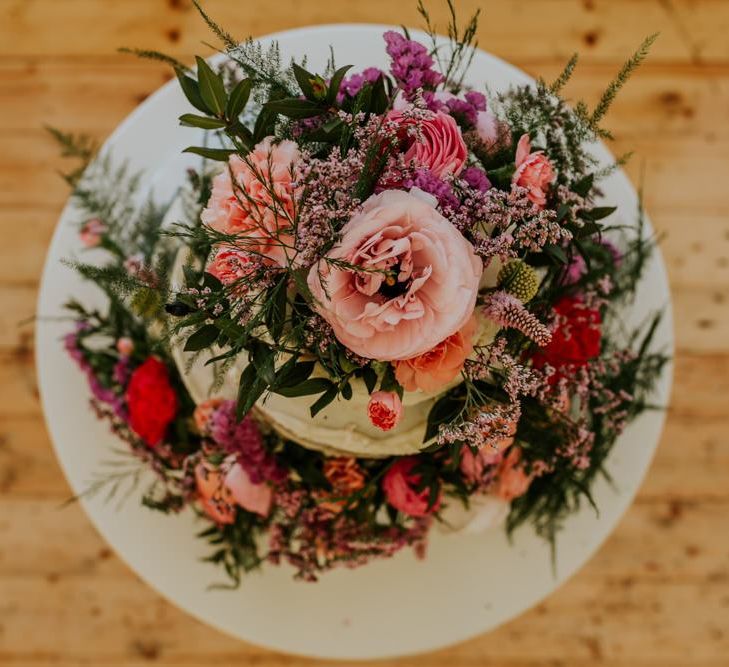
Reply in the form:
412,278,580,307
367,391,403,431
512,134,555,209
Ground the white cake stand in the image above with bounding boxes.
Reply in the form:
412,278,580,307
36,25,674,660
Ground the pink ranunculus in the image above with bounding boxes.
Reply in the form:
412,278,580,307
382,457,440,517
201,137,301,267
206,245,253,287
79,218,106,248
307,189,482,361
394,316,476,393
224,462,272,517
367,390,403,431
495,446,532,501
512,134,555,209
388,109,468,179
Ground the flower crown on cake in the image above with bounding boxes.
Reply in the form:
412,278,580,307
55,1,668,584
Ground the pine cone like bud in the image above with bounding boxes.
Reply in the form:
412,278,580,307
497,260,539,303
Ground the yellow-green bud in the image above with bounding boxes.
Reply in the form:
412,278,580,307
497,260,539,303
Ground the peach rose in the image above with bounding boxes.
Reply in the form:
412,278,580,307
394,316,476,392
116,337,134,357
307,189,482,360
388,109,467,179
201,137,301,266
195,459,272,522
367,391,403,431
494,446,532,501
512,134,555,209
382,457,440,517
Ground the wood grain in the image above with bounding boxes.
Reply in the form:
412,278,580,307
1,0,728,664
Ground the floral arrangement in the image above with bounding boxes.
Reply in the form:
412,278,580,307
56,1,668,585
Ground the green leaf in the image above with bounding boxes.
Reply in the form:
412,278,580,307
340,380,353,400
292,62,318,100
184,324,219,351
177,72,211,114
183,146,235,161
572,173,594,198
361,365,378,394
369,74,389,114
274,360,315,389
196,56,227,117
179,113,227,129
380,363,403,398
544,244,569,265
226,78,253,119
250,341,276,385
265,278,287,340
310,384,338,417
582,206,617,222
275,377,333,398
264,97,325,119
236,363,266,419
326,64,353,105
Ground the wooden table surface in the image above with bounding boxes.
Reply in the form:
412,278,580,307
1,1,729,665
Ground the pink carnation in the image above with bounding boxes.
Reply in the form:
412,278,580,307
512,134,555,209
382,457,440,517
395,316,476,393
79,218,105,248
201,137,301,266
367,391,403,431
388,109,467,179
206,246,253,287
307,189,482,361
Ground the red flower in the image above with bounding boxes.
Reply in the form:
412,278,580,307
532,297,601,381
125,357,178,446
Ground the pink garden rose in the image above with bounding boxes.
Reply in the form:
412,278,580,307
206,246,253,287
201,137,301,266
494,446,532,501
307,189,482,361
512,134,555,209
388,109,467,179
382,457,440,517
79,218,106,248
367,391,403,431
394,316,476,393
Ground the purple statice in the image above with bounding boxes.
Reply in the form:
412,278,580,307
64,326,127,420
339,67,384,99
483,291,553,347
403,168,460,211
384,31,444,97
425,90,487,128
461,166,491,193
209,401,285,484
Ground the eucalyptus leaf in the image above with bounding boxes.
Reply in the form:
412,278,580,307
179,113,227,129
184,324,219,351
226,78,253,119
176,72,211,114
183,146,235,161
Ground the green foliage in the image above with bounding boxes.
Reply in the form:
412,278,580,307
46,126,97,186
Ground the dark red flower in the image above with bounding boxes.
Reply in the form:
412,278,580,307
125,357,178,446
532,296,601,381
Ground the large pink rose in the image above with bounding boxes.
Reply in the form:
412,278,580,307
201,137,301,266
512,134,555,209
388,109,467,179
394,316,476,392
307,189,482,361
382,457,440,517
